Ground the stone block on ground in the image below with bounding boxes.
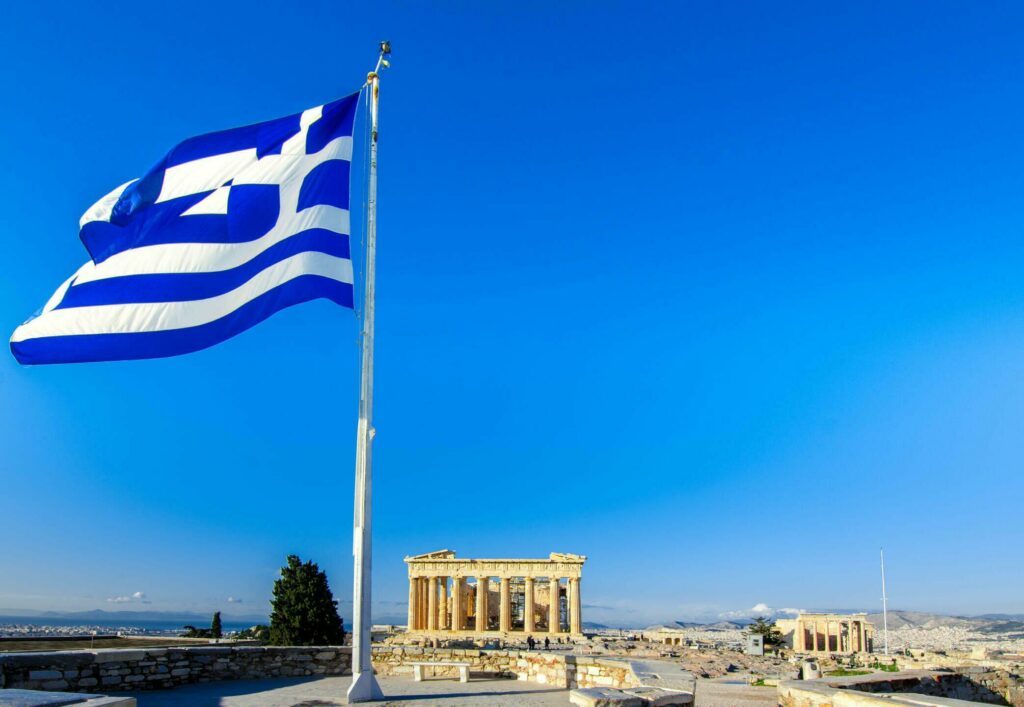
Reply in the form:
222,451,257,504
622,687,695,706
570,686,646,707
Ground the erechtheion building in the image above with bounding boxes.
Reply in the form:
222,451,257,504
404,550,586,638
777,612,874,653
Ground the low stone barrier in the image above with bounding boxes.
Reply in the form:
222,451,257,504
371,646,638,689
0,645,351,692
778,668,1023,706
0,644,698,700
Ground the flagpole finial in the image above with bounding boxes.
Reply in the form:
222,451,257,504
374,41,392,74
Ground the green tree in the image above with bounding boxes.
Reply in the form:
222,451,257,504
747,616,784,646
269,554,346,646
211,611,223,639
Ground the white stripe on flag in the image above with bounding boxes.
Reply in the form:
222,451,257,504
11,251,353,341
72,205,349,285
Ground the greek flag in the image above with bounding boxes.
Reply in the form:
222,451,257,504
11,92,361,365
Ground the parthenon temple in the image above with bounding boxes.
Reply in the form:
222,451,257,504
404,550,586,638
778,612,874,654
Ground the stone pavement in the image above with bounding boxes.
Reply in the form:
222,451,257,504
125,675,571,706
693,676,776,706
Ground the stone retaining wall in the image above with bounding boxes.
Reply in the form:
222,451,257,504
848,668,1023,706
370,646,638,689
949,666,1024,707
0,645,351,692
0,645,658,696
779,668,1023,706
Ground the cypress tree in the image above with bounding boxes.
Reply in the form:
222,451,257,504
747,616,783,646
211,611,223,639
269,554,345,646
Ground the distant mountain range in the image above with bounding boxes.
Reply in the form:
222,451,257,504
646,611,1024,634
0,608,268,625
644,620,751,631
864,611,1024,634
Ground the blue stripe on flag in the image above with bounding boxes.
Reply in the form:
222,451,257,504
168,112,303,167
11,276,353,365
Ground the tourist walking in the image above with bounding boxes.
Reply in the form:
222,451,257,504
544,637,550,650
527,636,536,651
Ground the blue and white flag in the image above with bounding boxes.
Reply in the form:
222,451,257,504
11,92,361,365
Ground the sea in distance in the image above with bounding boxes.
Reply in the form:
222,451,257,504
0,613,263,636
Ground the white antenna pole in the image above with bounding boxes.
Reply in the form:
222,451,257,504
347,41,390,704
880,548,890,656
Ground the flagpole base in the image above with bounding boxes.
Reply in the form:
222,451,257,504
347,670,384,703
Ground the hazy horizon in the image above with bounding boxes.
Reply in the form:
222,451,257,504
3,602,1022,631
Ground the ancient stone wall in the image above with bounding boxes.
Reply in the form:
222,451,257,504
370,646,638,689
851,669,1023,706
0,645,351,692
778,668,1024,707
0,644,666,697
951,666,1024,707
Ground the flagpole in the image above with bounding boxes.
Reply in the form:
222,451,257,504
880,548,890,656
347,41,389,704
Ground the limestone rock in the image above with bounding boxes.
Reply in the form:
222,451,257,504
570,687,646,707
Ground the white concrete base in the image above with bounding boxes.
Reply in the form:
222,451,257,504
346,670,384,703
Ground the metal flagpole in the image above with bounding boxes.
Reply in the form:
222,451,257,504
347,41,390,704
880,547,890,656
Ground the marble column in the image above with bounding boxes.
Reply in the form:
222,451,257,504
407,577,418,630
569,577,582,634
475,577,489,632
524,577,536,633
452,577,464,631
427,576,438,631
499,577,511,633
460,580,470,628
438,576,449,630
416,578,425,630
812,621,819,651
548,578,560,633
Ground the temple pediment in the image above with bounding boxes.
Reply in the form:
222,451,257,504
405,549,456,560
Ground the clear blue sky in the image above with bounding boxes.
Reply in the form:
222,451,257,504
2,1,1022,627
